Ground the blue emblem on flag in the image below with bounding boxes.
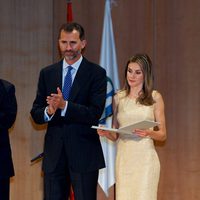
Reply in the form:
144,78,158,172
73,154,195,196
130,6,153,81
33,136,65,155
99,77,114,124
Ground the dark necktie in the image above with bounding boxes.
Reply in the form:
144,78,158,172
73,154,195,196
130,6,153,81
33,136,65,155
63,66,73,100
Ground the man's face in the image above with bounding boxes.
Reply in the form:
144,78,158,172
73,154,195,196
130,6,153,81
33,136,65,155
58,29,86,63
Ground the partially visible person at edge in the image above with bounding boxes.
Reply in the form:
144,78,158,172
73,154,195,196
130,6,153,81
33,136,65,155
30,22,107,200
0,79,17,200
97,53,167,200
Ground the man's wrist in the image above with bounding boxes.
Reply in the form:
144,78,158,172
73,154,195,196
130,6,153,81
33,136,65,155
47,107,53,116
60,101,67,110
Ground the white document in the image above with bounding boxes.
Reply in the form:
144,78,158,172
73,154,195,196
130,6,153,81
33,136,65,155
91,120,159,135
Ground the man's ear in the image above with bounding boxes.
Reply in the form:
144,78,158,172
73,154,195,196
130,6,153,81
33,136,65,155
81,39,87,49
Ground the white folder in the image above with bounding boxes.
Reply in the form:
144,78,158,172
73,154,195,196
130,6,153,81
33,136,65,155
91,120,159,135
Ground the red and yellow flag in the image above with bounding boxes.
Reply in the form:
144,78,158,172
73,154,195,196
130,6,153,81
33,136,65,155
67,0,73,22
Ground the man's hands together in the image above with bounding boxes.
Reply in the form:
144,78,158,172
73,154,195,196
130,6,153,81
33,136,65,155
46,87,66,115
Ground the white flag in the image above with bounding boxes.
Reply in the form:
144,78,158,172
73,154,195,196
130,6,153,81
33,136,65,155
98,0,120,197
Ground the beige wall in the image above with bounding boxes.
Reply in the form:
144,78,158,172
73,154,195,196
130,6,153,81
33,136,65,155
0,0,200,199
0,0,53,199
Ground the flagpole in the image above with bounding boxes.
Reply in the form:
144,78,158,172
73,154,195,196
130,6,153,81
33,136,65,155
98,0,120,197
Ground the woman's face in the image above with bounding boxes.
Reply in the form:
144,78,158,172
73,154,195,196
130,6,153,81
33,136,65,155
126,62,144,88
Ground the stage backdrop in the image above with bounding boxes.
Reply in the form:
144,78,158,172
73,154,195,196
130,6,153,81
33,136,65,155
0,0,199,199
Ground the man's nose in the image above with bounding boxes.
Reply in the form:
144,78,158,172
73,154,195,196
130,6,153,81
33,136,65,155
65,43,72,50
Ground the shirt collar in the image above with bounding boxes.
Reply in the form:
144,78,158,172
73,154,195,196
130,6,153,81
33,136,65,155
63,56,83,71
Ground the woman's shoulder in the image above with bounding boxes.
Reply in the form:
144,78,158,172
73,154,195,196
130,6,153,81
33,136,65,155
113,90,126,105
115,89,126,99
152,90,163,101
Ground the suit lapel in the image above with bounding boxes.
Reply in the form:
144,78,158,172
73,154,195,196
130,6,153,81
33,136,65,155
69,58,89,101
52,61,63,93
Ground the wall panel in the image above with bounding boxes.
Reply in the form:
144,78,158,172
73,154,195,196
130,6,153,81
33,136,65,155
155,1,200,199
0,0,53,199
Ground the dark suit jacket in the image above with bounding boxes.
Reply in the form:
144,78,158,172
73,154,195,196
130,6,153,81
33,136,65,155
0,79,17,178
31,57,107,173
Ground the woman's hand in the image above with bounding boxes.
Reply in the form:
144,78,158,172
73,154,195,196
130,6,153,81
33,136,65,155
134,129,152,137
97,128,110,137
97,126,118,141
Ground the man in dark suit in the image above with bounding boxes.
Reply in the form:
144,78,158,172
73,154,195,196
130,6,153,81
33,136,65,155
0,79,17,200
31,22,107,200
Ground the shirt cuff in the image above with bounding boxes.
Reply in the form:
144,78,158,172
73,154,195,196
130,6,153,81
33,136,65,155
44,107,54,122
61,101,68,116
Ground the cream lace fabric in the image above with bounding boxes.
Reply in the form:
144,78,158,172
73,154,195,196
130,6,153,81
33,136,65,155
115,91,160,200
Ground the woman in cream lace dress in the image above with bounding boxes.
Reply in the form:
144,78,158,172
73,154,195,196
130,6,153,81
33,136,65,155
98,54,166,200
